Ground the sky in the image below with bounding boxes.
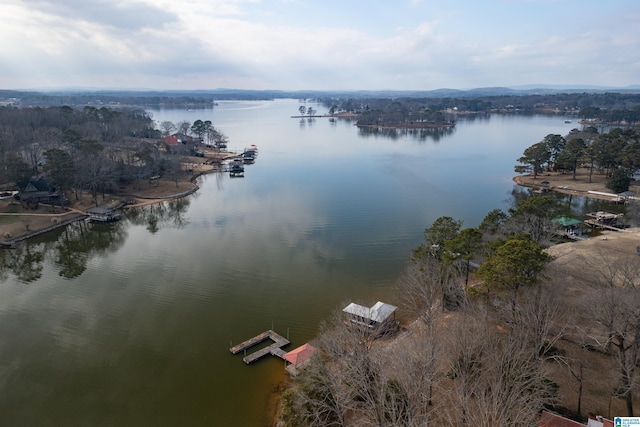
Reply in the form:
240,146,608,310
1,0,639,91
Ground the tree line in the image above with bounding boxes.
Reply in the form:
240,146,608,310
319,92,640,123
515,127,640,193
0,106,224,207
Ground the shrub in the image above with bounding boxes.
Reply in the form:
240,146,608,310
606,169,630,193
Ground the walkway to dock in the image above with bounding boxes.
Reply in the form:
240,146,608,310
230,330,290,364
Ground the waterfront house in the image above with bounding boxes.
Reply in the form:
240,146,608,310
18,177,63,205
342,301,397,329
162,135,179,145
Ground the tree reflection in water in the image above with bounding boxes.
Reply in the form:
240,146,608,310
0,218,128,283
357,125,455,142
124,198,191,235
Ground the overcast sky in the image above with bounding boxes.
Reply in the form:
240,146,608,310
1,0,638,91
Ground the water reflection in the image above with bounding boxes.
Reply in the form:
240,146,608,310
298,117,316,127
5,243,44,283
0,219,130,283
357,125,455,142
124,198,192,234
457,113,492,123
55,221,128,278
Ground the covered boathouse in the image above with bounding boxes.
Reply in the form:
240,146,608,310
342,301,397,329
86,206,122,222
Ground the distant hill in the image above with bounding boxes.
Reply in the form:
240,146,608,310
2,85,639,108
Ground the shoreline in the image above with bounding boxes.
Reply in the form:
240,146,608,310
0,166,220,247
512,168,640,203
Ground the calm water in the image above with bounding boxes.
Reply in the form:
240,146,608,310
0,100,577,425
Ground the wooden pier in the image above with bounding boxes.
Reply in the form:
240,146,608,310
230,330,290,364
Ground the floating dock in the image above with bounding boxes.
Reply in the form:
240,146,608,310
230,330,290,364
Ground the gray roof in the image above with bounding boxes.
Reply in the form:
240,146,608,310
86,206,116,214
343,301,397,323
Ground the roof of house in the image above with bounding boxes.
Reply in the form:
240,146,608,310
539,411,585,427
343,301,397,323
86,206,116,215
23,177,51,192
162,135,179,145
283,343,316,365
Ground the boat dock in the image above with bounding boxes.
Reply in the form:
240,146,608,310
230,330,290,364
584,211,626,231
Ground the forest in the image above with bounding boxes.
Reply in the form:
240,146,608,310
0,105,224,205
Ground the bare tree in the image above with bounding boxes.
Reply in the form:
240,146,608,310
159,120,176,137
589,285,640,416
398,260,442,327
444,313,556,426
444,309,489,427
508,283,565,360
386,330,440,426
177,120,191,135
291,352,350,426
466,335,556,426
397,260,446,409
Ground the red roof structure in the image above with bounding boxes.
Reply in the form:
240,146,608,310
162,135,179,145
283,343,316,365
539,411,585,427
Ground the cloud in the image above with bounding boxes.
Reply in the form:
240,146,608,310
0,0,638,90
24,0,177,30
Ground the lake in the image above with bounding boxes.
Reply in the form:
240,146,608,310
0,100,578,425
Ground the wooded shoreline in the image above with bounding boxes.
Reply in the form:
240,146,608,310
0,162,218,247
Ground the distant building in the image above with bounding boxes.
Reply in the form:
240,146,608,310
173,133,198,144
162,135,179,145
18,177,64,205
